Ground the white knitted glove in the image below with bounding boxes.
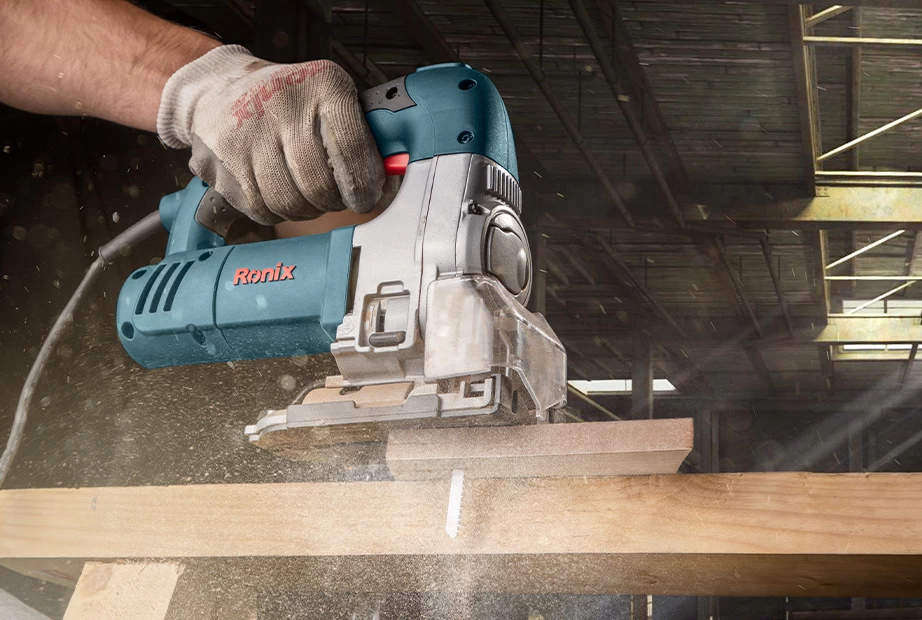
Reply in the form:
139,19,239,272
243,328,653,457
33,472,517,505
157,45,386,224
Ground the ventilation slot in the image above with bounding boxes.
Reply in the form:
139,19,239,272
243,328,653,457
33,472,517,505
485,164,522,212
163,261,193,312
135,264,165,315
149,262,179,313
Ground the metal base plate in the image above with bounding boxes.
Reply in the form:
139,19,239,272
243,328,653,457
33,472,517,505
244,374,537,461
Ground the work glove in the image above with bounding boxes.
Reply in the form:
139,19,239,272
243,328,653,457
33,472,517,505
157,45,386,224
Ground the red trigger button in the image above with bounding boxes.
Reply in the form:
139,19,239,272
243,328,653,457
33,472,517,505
383,153,409,176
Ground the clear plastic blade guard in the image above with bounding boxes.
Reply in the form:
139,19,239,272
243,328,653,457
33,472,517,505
424,275,567,421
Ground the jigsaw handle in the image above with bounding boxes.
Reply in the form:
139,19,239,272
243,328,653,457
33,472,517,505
158,63,518,257
117,63,525,369
361,63,518,179
157,179,228,256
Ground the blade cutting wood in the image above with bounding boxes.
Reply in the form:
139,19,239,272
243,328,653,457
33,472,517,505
445,469,465,539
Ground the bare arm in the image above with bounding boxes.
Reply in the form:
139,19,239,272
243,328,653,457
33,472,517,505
0,0,220,131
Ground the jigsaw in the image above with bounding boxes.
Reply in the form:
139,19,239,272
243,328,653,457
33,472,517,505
113,62,567,449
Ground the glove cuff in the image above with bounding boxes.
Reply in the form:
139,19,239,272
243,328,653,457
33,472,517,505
157,44,256,149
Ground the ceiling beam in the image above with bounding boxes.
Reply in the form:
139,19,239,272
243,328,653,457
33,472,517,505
848,8,863,171
760,237,795,335
594,237,713,394
745,346,777,393
556,245,597,286
900,343,918,386
596,236,686,339
812,229,836,385
818,345,836,390
713,235,777,393
544,251,571,287
390,0,554,199
564,384,623,421
806,35,922,48
656,349,715,395
805,5,853,28
710,186,922,228
539,183,922,230
391,0,457,63
790,5,821,195
332,40,388,86
714,236,763,338
481,0,635,227
632,326,654,418
567,0,685,228
597,185,922,229
552,316,922,345
601,3,688,186
560,336,619,380
814,317,922,345
814,230,831,316
906,231,921,277
818,107,922,163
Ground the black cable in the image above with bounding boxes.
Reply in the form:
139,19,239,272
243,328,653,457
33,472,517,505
0,212,163,488
290,379,326,406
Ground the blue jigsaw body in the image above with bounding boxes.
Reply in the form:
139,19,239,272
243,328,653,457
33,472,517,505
116,63,517,369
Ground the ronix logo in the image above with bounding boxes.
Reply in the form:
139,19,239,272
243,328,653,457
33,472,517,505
233,262,296,285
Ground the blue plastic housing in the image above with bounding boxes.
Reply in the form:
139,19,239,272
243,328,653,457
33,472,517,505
116,182,354,368
366,63,519,179
116,63,519,369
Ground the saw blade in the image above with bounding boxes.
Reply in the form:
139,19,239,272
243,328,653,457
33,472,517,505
445,469,465,539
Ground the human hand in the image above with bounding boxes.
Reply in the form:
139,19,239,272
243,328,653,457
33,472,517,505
157,45,386,224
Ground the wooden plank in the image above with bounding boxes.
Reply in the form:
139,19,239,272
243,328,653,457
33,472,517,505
385,419,693,480
4,474,922,596
63,562,183,620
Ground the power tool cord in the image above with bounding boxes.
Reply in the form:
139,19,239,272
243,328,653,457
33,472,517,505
290,380,326,406
0,212,164,489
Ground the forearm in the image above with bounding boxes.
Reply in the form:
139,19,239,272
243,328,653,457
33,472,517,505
0,0,219,131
